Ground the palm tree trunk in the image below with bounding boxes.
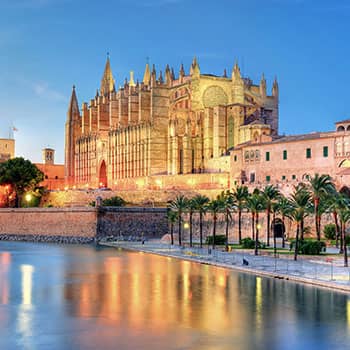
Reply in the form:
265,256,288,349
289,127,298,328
238,209,242,244
199,212,203,248
178,214,182,246
267,209,271,246
294,223,300,261
225,210,229,252
340,221,344,254
282,215,285,248
300,218,304,241
343,223,348,267
315,199,320,241
212,215,217,250
189,211,193,247
170,223,174,245
254,213,259,256
273,211,277,258
333,211,340,248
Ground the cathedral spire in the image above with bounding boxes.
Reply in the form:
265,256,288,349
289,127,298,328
165,64,172,86
190,56,200,77
232,60,242,81
129,71,136,87
151,64,157,86
67,85,79,121
143,63,151,85
272,76,279,98
260,73,266,98
100,54,115,95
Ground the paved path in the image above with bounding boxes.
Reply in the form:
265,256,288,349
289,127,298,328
100,240,350,293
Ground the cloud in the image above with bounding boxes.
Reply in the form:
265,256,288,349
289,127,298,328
32,81,66,102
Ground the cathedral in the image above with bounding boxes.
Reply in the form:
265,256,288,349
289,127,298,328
65,56,279,190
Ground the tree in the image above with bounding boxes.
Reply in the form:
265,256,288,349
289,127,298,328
308,174,335,241
218,190,236,251
186,198,196,247
261,185,280,246
170,195,188,246
276,195,293,248
207,197,225,250
289,185,312,261
335,194,350,266
232,185,248,243
166,209,177,245
0,157,44,208
246,192,265,256
192,194,210,248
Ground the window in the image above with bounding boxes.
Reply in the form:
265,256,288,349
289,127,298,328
265,151,270,161
234,155,237,162
306,148,311,158
292,175,296,180
323,146,328,157
282,175,286,181
283,150,287,160
266,175,271,182
250,173,255,183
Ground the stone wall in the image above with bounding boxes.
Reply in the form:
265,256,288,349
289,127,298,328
97,207,168,239
0,207,168,243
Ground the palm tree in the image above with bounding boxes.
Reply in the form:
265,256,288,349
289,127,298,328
335,194,350,265
207,197,225,250
166,209,177,245
308,174,335,241
289,185,312,261
232,185,249,243
170,195,188,246
261,185,280,246
246,192,265,255
186,198,196,247
192,194,210,248
327,192,342,249
276,195,293,248
218,190,236,251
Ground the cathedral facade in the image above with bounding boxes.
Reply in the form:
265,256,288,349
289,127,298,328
65,56,278,190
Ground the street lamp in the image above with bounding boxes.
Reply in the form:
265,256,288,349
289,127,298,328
25,193,32,206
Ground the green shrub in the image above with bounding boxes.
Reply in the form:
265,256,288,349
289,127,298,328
102,196,126,207
240,237,265,249
205,235,226,245
290,239,326,255
324,224,336,240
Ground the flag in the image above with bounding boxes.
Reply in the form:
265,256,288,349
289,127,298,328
12,126,18,132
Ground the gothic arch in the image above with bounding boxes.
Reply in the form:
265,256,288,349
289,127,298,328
99,160,107,188
339,159,350,168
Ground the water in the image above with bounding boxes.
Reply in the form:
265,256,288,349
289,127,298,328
0,242,349,350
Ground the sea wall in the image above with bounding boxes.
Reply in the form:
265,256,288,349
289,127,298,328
0,207,168,243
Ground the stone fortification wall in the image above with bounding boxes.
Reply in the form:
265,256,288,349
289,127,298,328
0,207,168,243
0,208,97,241
97,207,168,239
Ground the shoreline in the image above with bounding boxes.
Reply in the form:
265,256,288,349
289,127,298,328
100,241,350,294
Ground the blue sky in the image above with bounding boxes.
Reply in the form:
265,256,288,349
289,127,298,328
1,0,350,163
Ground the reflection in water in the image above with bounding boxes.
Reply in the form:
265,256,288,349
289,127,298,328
0,243,350,350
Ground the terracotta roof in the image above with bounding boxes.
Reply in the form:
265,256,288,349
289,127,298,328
335,118,350,124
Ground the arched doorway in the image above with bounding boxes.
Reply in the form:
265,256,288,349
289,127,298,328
99,160,107,188
271,218,285,238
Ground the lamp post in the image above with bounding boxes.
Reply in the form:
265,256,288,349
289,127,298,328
25,193,32,207
255,223,261,256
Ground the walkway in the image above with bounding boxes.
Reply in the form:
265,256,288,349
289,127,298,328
101,241,350,293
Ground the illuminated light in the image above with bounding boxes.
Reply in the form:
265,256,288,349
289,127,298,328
99,182,103,187
257,223,262,230
155,179,162,186
85,183,89,188
25,194,32,202
183,222,190,229
347,299,350,328
72,185,76,190
21,264,34,306
64,186,69,191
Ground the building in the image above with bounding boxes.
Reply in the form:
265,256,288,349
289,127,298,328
0,137,15,163
35,148,65,190
65,56,278,191
231,119,350,192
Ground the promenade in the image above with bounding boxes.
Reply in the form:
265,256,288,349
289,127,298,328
101,240,350,293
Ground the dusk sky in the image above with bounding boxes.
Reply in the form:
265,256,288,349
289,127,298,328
1,0,350,163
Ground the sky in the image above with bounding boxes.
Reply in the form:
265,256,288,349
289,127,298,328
1,0,350,163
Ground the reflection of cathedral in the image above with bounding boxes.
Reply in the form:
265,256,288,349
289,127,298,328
65,56,278,188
